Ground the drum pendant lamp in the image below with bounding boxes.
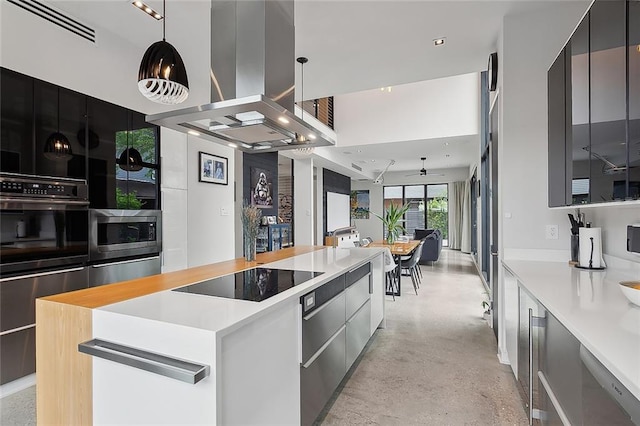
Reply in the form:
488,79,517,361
138,0,189,104
44,88,73,161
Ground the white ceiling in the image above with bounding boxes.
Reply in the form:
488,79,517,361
51,0,557,177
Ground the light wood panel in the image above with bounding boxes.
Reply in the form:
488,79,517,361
36,300,92,426
41,246,325,309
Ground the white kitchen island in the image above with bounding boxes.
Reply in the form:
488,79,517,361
37,246,385,426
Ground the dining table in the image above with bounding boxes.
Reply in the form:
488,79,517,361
368,239,421,296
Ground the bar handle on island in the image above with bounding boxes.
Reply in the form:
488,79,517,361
78,338,210,384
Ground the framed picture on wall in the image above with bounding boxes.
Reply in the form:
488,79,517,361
199,152,228,185
251,167,273,208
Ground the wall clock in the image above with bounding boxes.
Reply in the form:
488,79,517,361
488,52,498,92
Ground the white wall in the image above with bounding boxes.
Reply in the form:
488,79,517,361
293,158,314,245
0,1,211,114
500,1,591,260
334,73,479,147
187,137,235,268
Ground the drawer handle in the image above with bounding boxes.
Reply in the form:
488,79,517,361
301,325,346,369
0,266,84,282
78,339,210,384
91,256,160,268
303,292,344,321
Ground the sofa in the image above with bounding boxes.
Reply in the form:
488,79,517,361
414,228,443,264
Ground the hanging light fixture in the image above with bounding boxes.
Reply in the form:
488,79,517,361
44,88,73,161
293,56,315,156
138,0,189,104
118,146,144,172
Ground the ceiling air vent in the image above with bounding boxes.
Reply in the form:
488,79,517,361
7,0,96,43
351,163,363,172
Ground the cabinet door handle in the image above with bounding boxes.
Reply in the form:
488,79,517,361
528,308,534,424
78,339,210,384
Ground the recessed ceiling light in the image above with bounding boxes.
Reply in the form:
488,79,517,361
132,1,163,20
445,142,449,146
228,143,238,148
357,149,362,153
434,38,446,46
278,117,289,124
371,159,376,163
187,130,200,136
308,134,316,140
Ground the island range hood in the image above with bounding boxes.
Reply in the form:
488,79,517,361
146,0,335,153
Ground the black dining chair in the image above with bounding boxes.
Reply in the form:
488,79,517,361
400,240,423,295
400,240,425,287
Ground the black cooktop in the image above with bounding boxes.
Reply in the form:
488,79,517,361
173,268,323,302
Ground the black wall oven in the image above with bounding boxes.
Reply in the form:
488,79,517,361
0,173,89,384
88,209,161,287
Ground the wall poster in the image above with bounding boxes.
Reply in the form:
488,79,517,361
350,190,370,219
251,167,273,208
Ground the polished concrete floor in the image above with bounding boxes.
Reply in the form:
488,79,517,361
321,249,528,425
0,249,527,426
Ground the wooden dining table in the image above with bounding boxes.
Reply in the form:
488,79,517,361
368,239,421,296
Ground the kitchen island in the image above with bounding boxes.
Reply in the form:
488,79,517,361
36,246,385,425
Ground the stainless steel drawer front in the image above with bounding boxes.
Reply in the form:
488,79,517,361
78,339,210,385
1,266,87,332
346,263,370,288
300,327,346,426
346,275,370,320
89,256,161,287
346,300,371,370
302,292,346,364
0,326,35,385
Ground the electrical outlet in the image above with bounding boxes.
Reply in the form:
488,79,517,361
546,225,559,240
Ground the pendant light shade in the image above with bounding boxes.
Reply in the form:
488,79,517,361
44,132,72,161
138,40,189,104
44,88,72,161
118,147,144,172
137,0,189,105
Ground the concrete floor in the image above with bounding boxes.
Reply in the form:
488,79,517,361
0,249,527,426
320,249,528,425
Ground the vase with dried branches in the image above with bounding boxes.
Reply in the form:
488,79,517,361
241,202,262,262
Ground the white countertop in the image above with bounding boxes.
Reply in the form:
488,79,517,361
97,247,383,336
503,260,640,401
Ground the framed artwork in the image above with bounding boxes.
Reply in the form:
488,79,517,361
199,152,228,185
251,167,273,208
351,190,370,219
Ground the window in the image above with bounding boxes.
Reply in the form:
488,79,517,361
382,184,449,246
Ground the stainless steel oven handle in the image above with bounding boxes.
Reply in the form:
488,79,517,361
0,197,89,205
91,256,160,268
78,339,210,385
0,266,85,282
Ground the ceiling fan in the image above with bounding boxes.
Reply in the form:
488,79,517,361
405,157,444,177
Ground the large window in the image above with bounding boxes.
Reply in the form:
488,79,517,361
383,184,449,246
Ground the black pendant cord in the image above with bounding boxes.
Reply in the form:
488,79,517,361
297,57,308,121
162,0,166,41
56,88,60,134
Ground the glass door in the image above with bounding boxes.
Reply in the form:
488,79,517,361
426,184,448,246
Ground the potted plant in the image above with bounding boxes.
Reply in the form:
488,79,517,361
373,202,410,244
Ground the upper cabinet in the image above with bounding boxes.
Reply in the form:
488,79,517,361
0,68,160,209
548,0,638,206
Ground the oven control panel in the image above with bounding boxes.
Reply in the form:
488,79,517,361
0,173,87,199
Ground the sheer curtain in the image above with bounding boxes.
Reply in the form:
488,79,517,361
450,181,471,253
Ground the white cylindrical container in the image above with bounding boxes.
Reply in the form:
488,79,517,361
578,227,605,268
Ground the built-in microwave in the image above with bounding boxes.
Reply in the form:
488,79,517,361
89,209,161,262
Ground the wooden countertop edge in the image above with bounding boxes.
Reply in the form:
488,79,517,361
41,246,327,309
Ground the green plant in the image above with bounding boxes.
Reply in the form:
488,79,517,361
481,290,491,313
373,202,410,244
116,187,142,209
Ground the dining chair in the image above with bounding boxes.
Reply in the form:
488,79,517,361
382,247,399,300
400,240,425,287
400,240,424,295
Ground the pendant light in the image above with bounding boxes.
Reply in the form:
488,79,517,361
118,115,144,172
44,88,73,161
295,57,309,144
138,0,189,105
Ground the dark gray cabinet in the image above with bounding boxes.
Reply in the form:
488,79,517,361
547,0,639,206
0,68,160,209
